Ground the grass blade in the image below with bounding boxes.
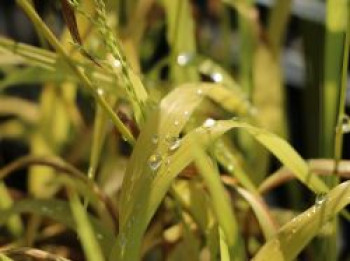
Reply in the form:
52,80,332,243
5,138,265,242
0,199,115,256
67,187,105,261
192,143,245,261
252,181,350,261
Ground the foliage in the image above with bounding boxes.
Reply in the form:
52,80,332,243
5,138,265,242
0,0,349,260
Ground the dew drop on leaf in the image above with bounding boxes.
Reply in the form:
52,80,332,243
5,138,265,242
168,137,181,152
203,118,216,129
177,52,193,66
174,120,180,126
148,153,163,171
196,89,203,96
227,164,234,172
112,58,121,68
97,88,104,96
315,193,327,206
211,72,223,83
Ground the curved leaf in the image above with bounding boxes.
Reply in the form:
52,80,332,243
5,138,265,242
252,180,350,261
0,199,115,256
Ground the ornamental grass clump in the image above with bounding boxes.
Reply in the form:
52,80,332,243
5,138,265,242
0,0,349,260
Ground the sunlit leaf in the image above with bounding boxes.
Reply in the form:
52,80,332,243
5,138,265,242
252,181,350,261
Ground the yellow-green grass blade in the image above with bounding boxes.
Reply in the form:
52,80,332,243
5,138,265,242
193,144,245,261
172,180,213,233
1,247,72,261
252,180,350,261
0,67,75,88
67,187,104,261
0,155,115,229
171,181,219,260
228,185,277,240
321,0,348,159
0,199,115,256
267,0,292,55
0,253,14,261
0,96,39,124
161,0,199,83
0,182,23,237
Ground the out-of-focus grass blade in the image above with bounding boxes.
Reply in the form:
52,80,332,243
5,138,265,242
161,0,199,83
172,180,219,260
0,253,14,261
172,180,213,232
251,44,288,183
167,218,200,261
252,180,350,261
0,96,39,124
60,0,82,45
0,182,23,237
2,247,72,261
0,199,115,256
267,0,292,54
321,0,348,158
235,187,277,240
192,143,245,261
0,67,74,88
67,187,104,261
0,120,26,139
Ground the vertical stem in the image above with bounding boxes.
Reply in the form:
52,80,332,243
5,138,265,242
333,14,350,174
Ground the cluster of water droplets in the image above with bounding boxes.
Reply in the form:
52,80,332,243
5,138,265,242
147,133,182,173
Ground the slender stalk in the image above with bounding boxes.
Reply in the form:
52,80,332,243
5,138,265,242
333,16,350,174
16,0,135,145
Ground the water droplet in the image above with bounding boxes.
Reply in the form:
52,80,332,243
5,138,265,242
112,58,121,68
211,72,223,83
315,194,327,206
227,164,234,172
203,118,216,129
196,89,203,96
184,111,189,116
174,120,180,126
151,135,159,145
97,88,104,96
177,53,193,66
168,137,181,152
148,153,163,171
